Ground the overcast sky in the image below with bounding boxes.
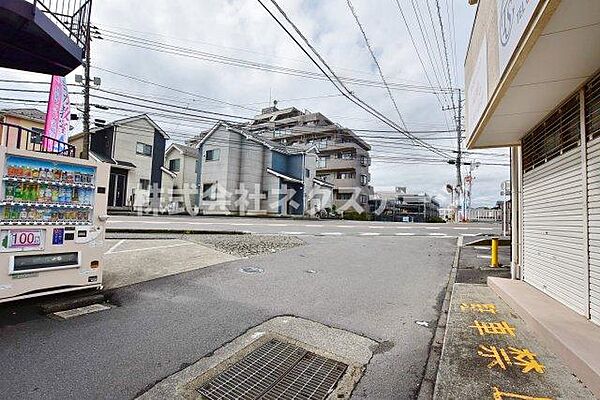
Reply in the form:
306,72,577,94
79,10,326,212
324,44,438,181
0,0,510,207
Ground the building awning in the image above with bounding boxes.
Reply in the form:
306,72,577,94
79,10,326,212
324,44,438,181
313,178,334,189
90,151,136,169
466,1,600,149
266,168,303,184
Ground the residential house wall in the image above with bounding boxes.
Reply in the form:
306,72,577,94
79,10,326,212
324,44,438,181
69,114,168,210
0,108,46,149
196,123,322,216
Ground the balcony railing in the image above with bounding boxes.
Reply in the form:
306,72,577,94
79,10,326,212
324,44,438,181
1,122,76,158
33,0,92,48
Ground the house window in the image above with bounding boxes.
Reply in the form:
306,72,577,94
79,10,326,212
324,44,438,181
317,174,330,182
336,192,352,200
169,158,181,172
205,148,220,161
305,168,310,178
360,155,369,166
337,152,354,160
336,172,356,180
136,142,152,156
317,155,329,168
359,194,368,204
360,174,368,185
139,179,150,190
202,183,217,201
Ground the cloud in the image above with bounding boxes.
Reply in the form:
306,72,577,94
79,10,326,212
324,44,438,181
0,0,507,208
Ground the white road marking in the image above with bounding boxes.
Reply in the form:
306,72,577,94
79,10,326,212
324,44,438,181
461,233,479,237
479,227,495,230
53,303,111,320
105,239,126,255
453,227,469,230
335,225,355,228
425,227,441,230
395,232,415,236
429,233,447,236
107,242,195,254
477,254,492,259
281,232,305,235
360,232,381,236
319,232,343,236
303,224,321,227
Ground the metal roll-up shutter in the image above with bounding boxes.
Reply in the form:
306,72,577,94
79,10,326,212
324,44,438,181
522,93,586,316
586,72,600,325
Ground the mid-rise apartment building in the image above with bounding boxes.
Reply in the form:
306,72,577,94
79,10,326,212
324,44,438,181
247,106,373,212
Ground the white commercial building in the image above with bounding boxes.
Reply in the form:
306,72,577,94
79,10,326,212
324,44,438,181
465,0,600,394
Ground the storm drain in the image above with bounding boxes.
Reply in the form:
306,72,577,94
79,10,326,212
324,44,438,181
197,339,347,400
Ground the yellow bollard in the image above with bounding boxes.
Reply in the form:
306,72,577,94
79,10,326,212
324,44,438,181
491,238,499,268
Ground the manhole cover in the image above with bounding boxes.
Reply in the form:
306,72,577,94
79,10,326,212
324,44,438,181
240,266,264,274
197,339,347,400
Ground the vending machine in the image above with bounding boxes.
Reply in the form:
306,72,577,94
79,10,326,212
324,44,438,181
0,147,109,302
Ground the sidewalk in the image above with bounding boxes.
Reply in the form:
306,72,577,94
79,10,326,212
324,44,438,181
434,284,595,399
433,241,596,399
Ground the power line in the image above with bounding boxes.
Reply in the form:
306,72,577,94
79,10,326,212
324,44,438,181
345,0,408,130
256,0,451,159
392,0,452,131
97,27,456,95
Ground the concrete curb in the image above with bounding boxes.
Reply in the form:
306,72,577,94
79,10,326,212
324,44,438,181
39,292,106,314
105,228,248,235
417,236,463,399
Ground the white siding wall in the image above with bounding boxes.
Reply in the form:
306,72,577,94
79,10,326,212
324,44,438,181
587,138,600,324
113,120,155,204
200,127,232,213
522,147,587,316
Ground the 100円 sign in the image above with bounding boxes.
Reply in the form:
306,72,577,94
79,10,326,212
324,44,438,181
0,229,45,252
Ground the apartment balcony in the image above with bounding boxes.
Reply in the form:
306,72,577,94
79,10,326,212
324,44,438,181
0,0,91,75
316,157,360,171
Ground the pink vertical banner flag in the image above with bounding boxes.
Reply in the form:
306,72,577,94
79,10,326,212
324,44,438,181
44,75,71,152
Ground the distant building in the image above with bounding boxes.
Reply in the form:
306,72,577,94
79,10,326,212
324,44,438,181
164,143,200,213
370,187,440,222
466,207,502,223
195,122,333,216
438,207,454,221
246,106,372,212
70,114,170,211
0,108,46,149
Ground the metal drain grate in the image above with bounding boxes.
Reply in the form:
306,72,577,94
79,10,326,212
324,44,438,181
197,339,347,400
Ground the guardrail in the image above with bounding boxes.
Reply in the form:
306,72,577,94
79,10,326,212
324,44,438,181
1,122,76,157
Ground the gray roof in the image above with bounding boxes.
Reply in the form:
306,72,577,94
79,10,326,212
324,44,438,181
170,143,199,158
0,108,46,123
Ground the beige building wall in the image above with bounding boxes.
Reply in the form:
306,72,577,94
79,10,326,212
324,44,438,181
1,114,46,149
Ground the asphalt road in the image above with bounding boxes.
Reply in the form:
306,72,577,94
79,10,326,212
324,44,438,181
107,214,500,237
0,234,458,400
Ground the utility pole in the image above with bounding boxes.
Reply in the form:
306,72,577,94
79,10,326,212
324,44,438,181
82,18,91,160
456,89,463,222
443,89,463,222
